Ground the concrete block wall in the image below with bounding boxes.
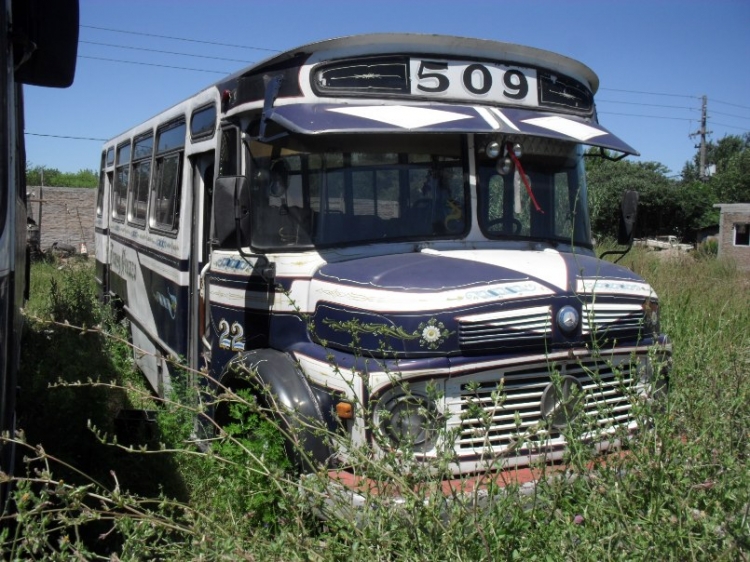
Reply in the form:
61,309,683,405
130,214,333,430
715,204,750,271
26,186,96,253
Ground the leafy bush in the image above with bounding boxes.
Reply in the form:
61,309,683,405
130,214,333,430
694,238,719,260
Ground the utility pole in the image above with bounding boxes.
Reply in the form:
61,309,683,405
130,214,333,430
689,95,712,181
38,167,44,238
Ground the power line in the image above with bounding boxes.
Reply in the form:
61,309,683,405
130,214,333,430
710,122,750,133
598,111,696,122
599,87,700,100
712,98,750,112
26,132,107,141
81,24,282,53
80,40,255,64
710,109,750,122
598,99,698,111
81,24,750,117
79,55,231,74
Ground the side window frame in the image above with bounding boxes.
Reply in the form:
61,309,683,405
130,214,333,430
96,151,106,217
218,126,240,177
112,141,131,222
127,132,154,228
190,103,217,142
149,118,187,235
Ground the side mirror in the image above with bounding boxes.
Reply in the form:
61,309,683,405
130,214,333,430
13,0,79,88
213,176,250,247
617,190,639,245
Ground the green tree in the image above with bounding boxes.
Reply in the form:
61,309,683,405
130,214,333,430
672,180,718,236
586,152,676,239
26,163,98,188
681,133,750,201
706,135,750,203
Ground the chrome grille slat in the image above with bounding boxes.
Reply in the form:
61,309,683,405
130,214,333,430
450,356,640,454
582,302,644,336
458,306,552,348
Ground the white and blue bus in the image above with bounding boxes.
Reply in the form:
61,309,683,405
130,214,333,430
1,0,78,507
95,34,669,476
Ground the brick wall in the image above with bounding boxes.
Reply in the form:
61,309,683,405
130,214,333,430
26,186,96,253
715,204,750,271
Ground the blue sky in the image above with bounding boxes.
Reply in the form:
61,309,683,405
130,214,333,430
24,0,750,177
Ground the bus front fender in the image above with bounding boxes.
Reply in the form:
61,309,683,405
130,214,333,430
221,349,331,470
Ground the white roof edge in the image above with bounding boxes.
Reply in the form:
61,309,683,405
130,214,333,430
243,33,600,93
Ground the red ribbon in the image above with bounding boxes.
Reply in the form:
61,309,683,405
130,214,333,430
507,144,544,214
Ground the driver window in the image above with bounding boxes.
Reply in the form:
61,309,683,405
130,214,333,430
251,154,313,248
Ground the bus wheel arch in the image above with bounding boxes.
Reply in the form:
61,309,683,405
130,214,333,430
216,349,331,472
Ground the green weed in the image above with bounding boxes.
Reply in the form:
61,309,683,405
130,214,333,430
1,254,748,560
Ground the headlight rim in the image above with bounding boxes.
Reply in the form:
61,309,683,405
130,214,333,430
374,390,441,453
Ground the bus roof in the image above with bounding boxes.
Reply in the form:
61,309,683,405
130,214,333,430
103,34,638,156
229,33,600,93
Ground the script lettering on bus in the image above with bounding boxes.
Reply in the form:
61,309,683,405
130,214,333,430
153,287,177,320
111,248,137,280
465,282,542,302
214,256,251,272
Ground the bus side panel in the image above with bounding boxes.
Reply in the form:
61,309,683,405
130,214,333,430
205,270,272,380
94,172,111,301
107,236,130,310
0,275,17,488
108,231,190,394
141,264,189,360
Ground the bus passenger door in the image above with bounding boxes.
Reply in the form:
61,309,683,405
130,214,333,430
188,153,213,378
94,167,113,302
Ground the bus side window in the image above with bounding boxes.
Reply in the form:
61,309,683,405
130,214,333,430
96,151,106,217
149,120,186,234
128,133,154,227
112,142,131,221
150,153,182,232
219,128,239,176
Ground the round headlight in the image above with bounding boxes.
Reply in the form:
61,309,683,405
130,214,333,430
379,394,440,453
557,305,580,334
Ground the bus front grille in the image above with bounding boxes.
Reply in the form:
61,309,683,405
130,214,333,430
447,355,639,455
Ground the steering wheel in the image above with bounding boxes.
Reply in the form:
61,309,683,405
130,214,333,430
486,217,522,235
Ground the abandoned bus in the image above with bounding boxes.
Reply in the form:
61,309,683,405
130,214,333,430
1,0,78,507
95,34,669,476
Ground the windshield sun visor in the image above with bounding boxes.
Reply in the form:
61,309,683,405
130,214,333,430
266,103,638,156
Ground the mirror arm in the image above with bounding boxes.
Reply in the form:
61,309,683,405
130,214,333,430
258,74,288,143
584,147,629,162
599,241,633,264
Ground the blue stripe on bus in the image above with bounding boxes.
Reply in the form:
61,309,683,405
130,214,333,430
110,232,189,271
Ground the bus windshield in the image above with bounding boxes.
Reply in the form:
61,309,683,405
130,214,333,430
246,133,592,250
476,138,592,248
247,134,467,250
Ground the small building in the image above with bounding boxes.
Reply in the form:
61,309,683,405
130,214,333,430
714,203,750,270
